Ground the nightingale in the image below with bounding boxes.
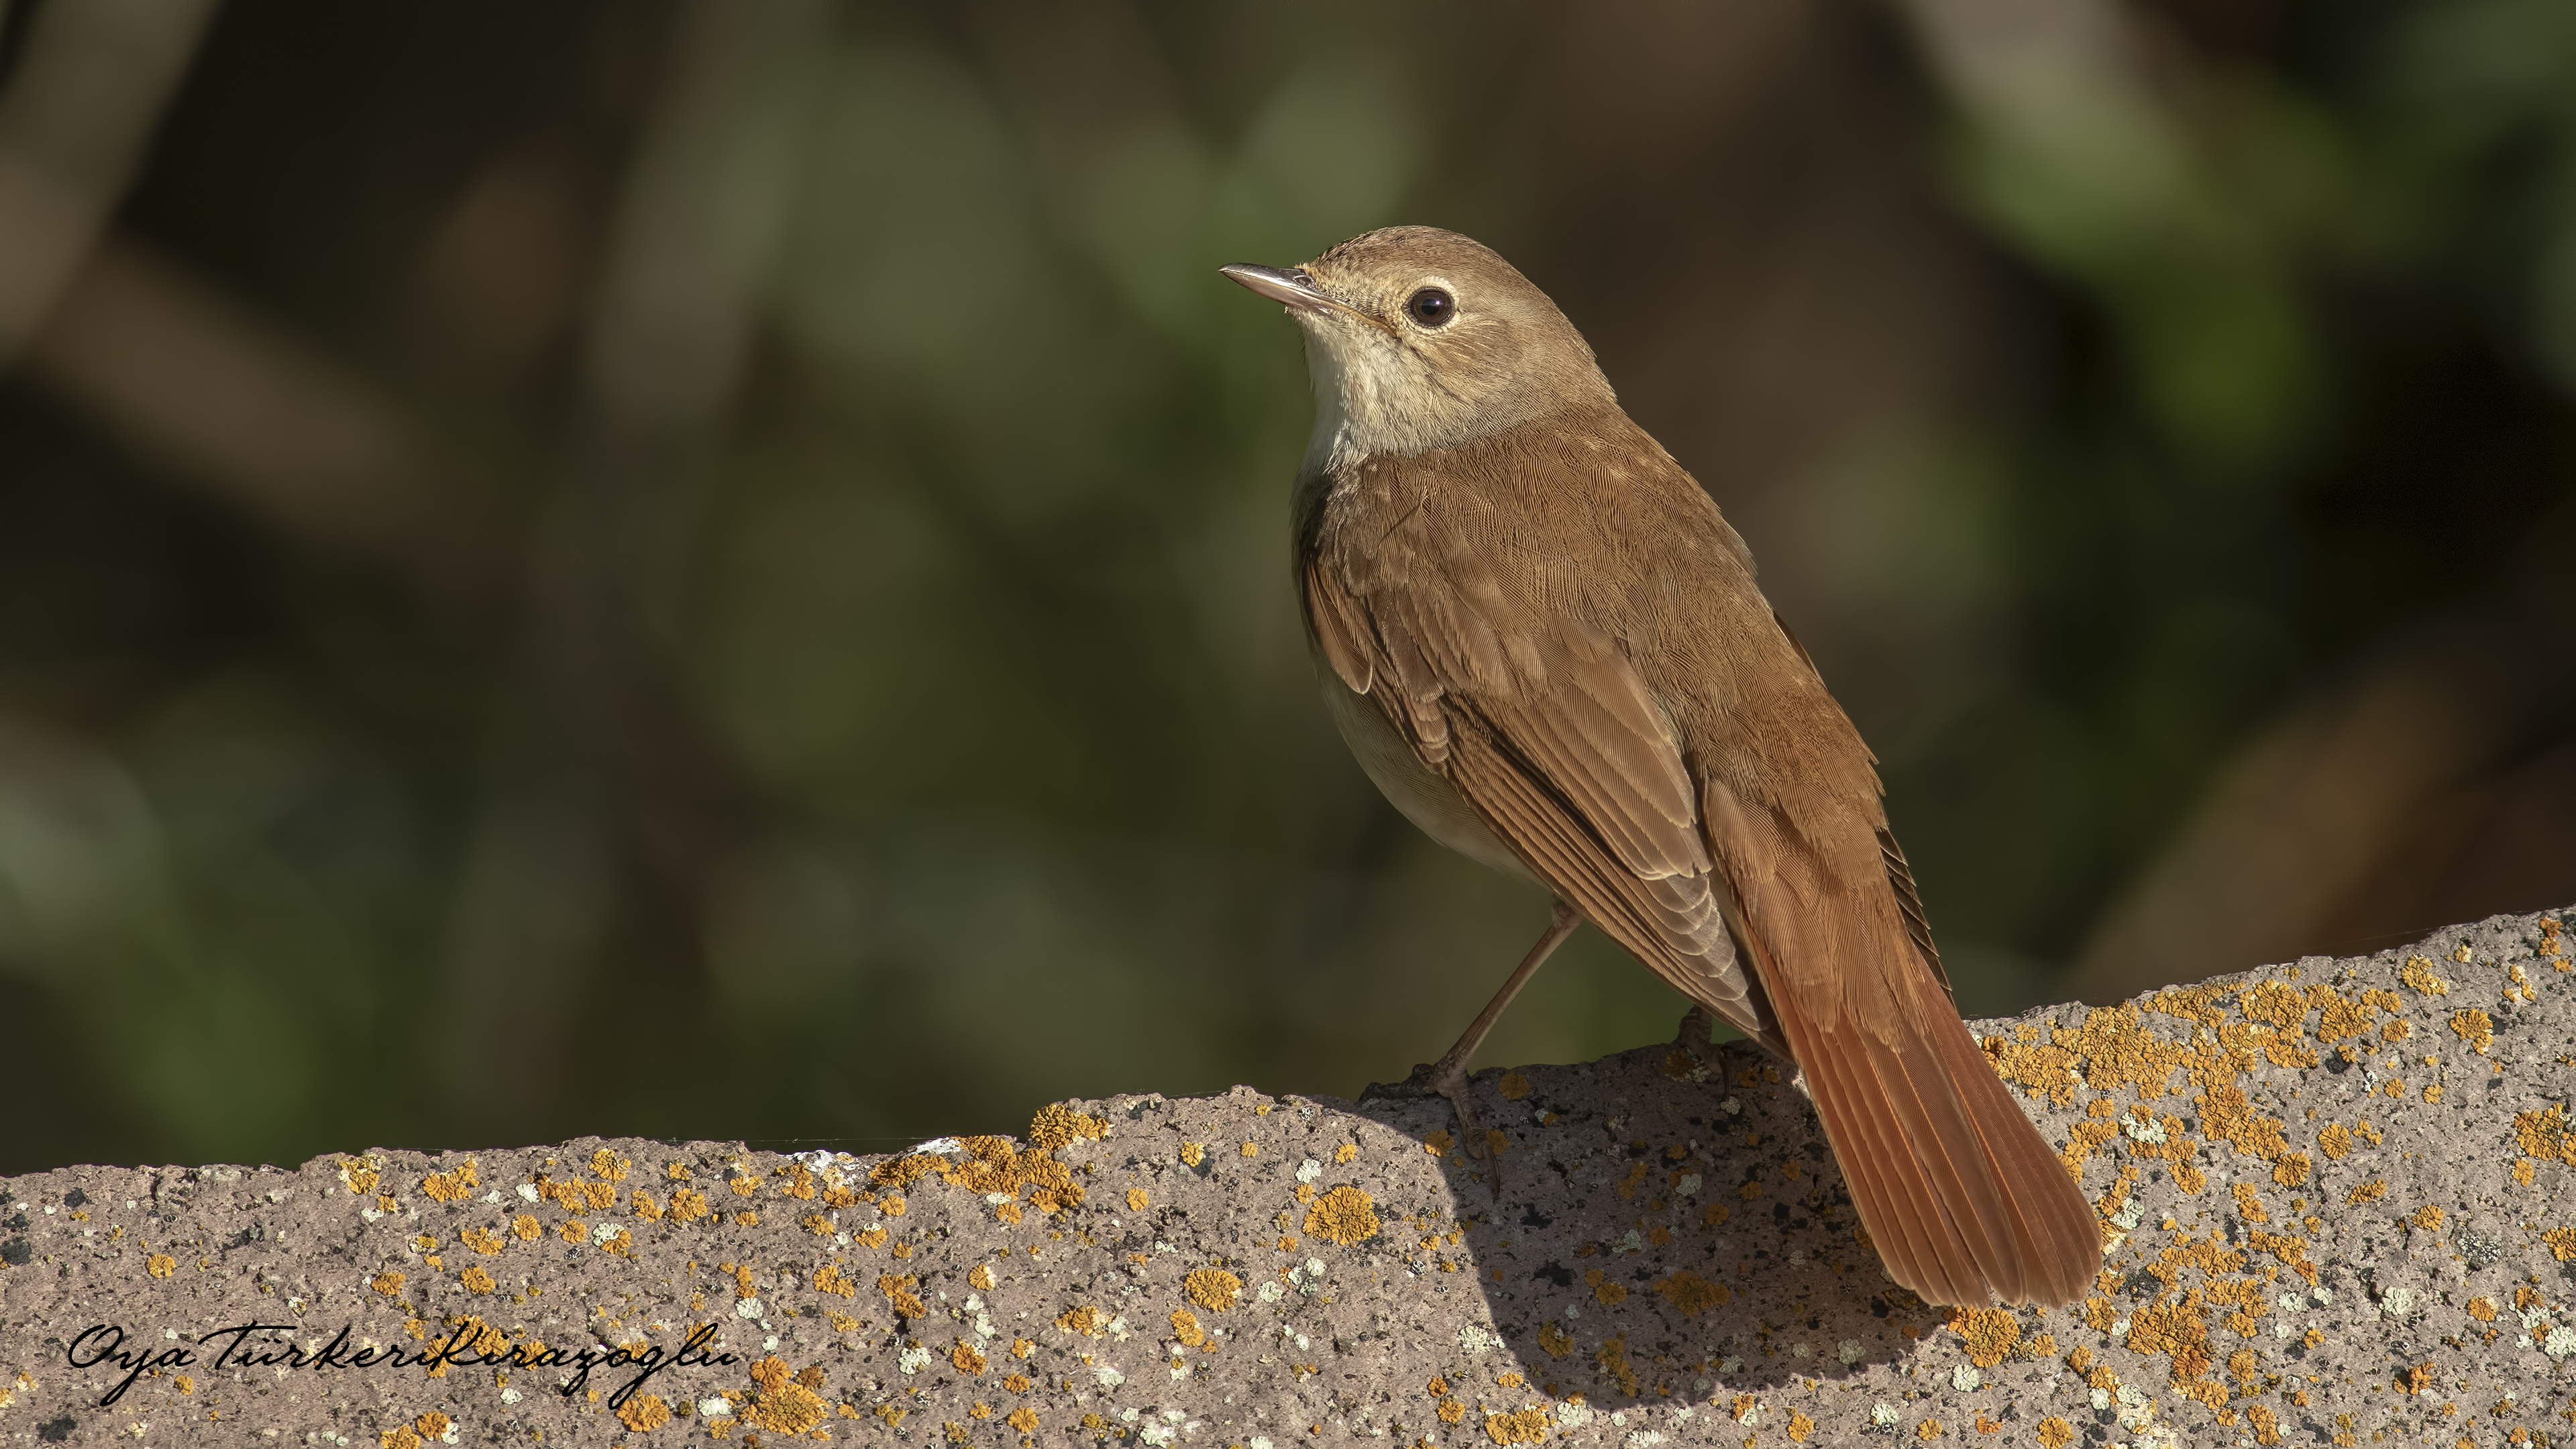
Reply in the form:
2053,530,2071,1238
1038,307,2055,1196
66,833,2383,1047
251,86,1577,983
1222,226,2098,1308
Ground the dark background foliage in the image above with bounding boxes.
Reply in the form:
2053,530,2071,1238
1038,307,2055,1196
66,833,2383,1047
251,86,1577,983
1,0,2569,1174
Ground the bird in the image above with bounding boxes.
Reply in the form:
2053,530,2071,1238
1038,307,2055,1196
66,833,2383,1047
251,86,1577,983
1220,226,2100,1308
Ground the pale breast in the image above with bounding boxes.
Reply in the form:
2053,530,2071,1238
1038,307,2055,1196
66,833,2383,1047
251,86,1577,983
1317,665,1538,885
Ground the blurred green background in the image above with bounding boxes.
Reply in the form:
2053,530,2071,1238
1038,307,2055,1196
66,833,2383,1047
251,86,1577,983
1,0,2570,1173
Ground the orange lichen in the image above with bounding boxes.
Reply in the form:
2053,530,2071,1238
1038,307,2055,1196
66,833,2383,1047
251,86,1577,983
1483,1407,1552,1444
2197,1081,2290,1163
460,1266,494,1294
814,1265,856,1299
1303,1185,1381,1245
2315,996,2375,1046
590,1149,629,1182
1056,1305,1106,1337
2467,1297,2498,1322
2318,1123,2352,1161
878,1274,925,1318
1983,1032,2080,1106
2068,1002,2196,1099
1788,1409,1815,1444
421,1161,478,1203
2400,957,2451,996
2035,1419,2074,1449
875,1134,1087,1216
2239,980,2306,1028
1185,1267,1242,1311
1006,1407,1038,1433
2246,1230,2316,1281
1947,1307,2021,1367
371,1273,405,1297
2515,1105,2576,1167
145,1254,174,1279
1652,1271,1729,1314
2272,1153,2310,1188
1616,1161,1650,1200
2125,1294,2210,1368
616,1393,671,1432
460,1228,504,1255
2450,1009,2494,1055
1026,1103,1108,1150
1126,1188,1149,1213
953,1340,987,1375
742,1380,827,1436
1169,1309,1205,1348
2542,1228,2576,1263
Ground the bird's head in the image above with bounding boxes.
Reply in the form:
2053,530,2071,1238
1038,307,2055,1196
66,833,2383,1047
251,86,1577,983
1222,226,1614,465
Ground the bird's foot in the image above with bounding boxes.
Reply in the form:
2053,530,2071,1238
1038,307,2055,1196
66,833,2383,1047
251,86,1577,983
1664,1004,1717,1079
1362,1059,1507,1203
1357,1063,1445,1104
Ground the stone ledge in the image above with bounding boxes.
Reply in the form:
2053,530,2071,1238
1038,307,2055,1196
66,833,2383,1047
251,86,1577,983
1,908,2571,1447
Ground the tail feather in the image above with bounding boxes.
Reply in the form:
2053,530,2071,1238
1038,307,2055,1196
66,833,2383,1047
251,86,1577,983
1728,843,2100,1307
1798,1020,1962,1302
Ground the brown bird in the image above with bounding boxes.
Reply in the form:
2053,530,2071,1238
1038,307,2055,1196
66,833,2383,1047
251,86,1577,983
1222,227,2099,1308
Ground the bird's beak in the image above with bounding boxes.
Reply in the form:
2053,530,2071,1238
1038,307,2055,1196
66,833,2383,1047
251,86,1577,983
1220,264,1384,329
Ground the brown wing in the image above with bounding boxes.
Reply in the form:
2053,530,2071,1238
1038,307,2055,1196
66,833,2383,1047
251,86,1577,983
1304,555,1785,1054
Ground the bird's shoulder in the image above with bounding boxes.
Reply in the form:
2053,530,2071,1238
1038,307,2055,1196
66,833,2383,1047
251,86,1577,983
1302,404,1880,811
1313,405,1739,575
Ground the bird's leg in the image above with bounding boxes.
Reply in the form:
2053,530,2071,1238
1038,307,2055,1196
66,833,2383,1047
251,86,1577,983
1362,899,1581,1201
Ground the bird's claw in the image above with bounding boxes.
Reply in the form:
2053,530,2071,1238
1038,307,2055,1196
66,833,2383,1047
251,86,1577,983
1357,1063,1445,1104
1366,1061,1507,1202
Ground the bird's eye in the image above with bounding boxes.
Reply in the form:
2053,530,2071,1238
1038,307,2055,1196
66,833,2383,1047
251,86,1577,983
1406,287,1455,327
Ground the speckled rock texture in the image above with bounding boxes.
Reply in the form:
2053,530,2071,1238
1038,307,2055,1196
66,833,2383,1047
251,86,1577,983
4,909,2574,1449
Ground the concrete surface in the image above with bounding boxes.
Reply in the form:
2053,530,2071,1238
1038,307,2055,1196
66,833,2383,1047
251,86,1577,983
3,908,2573,1448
